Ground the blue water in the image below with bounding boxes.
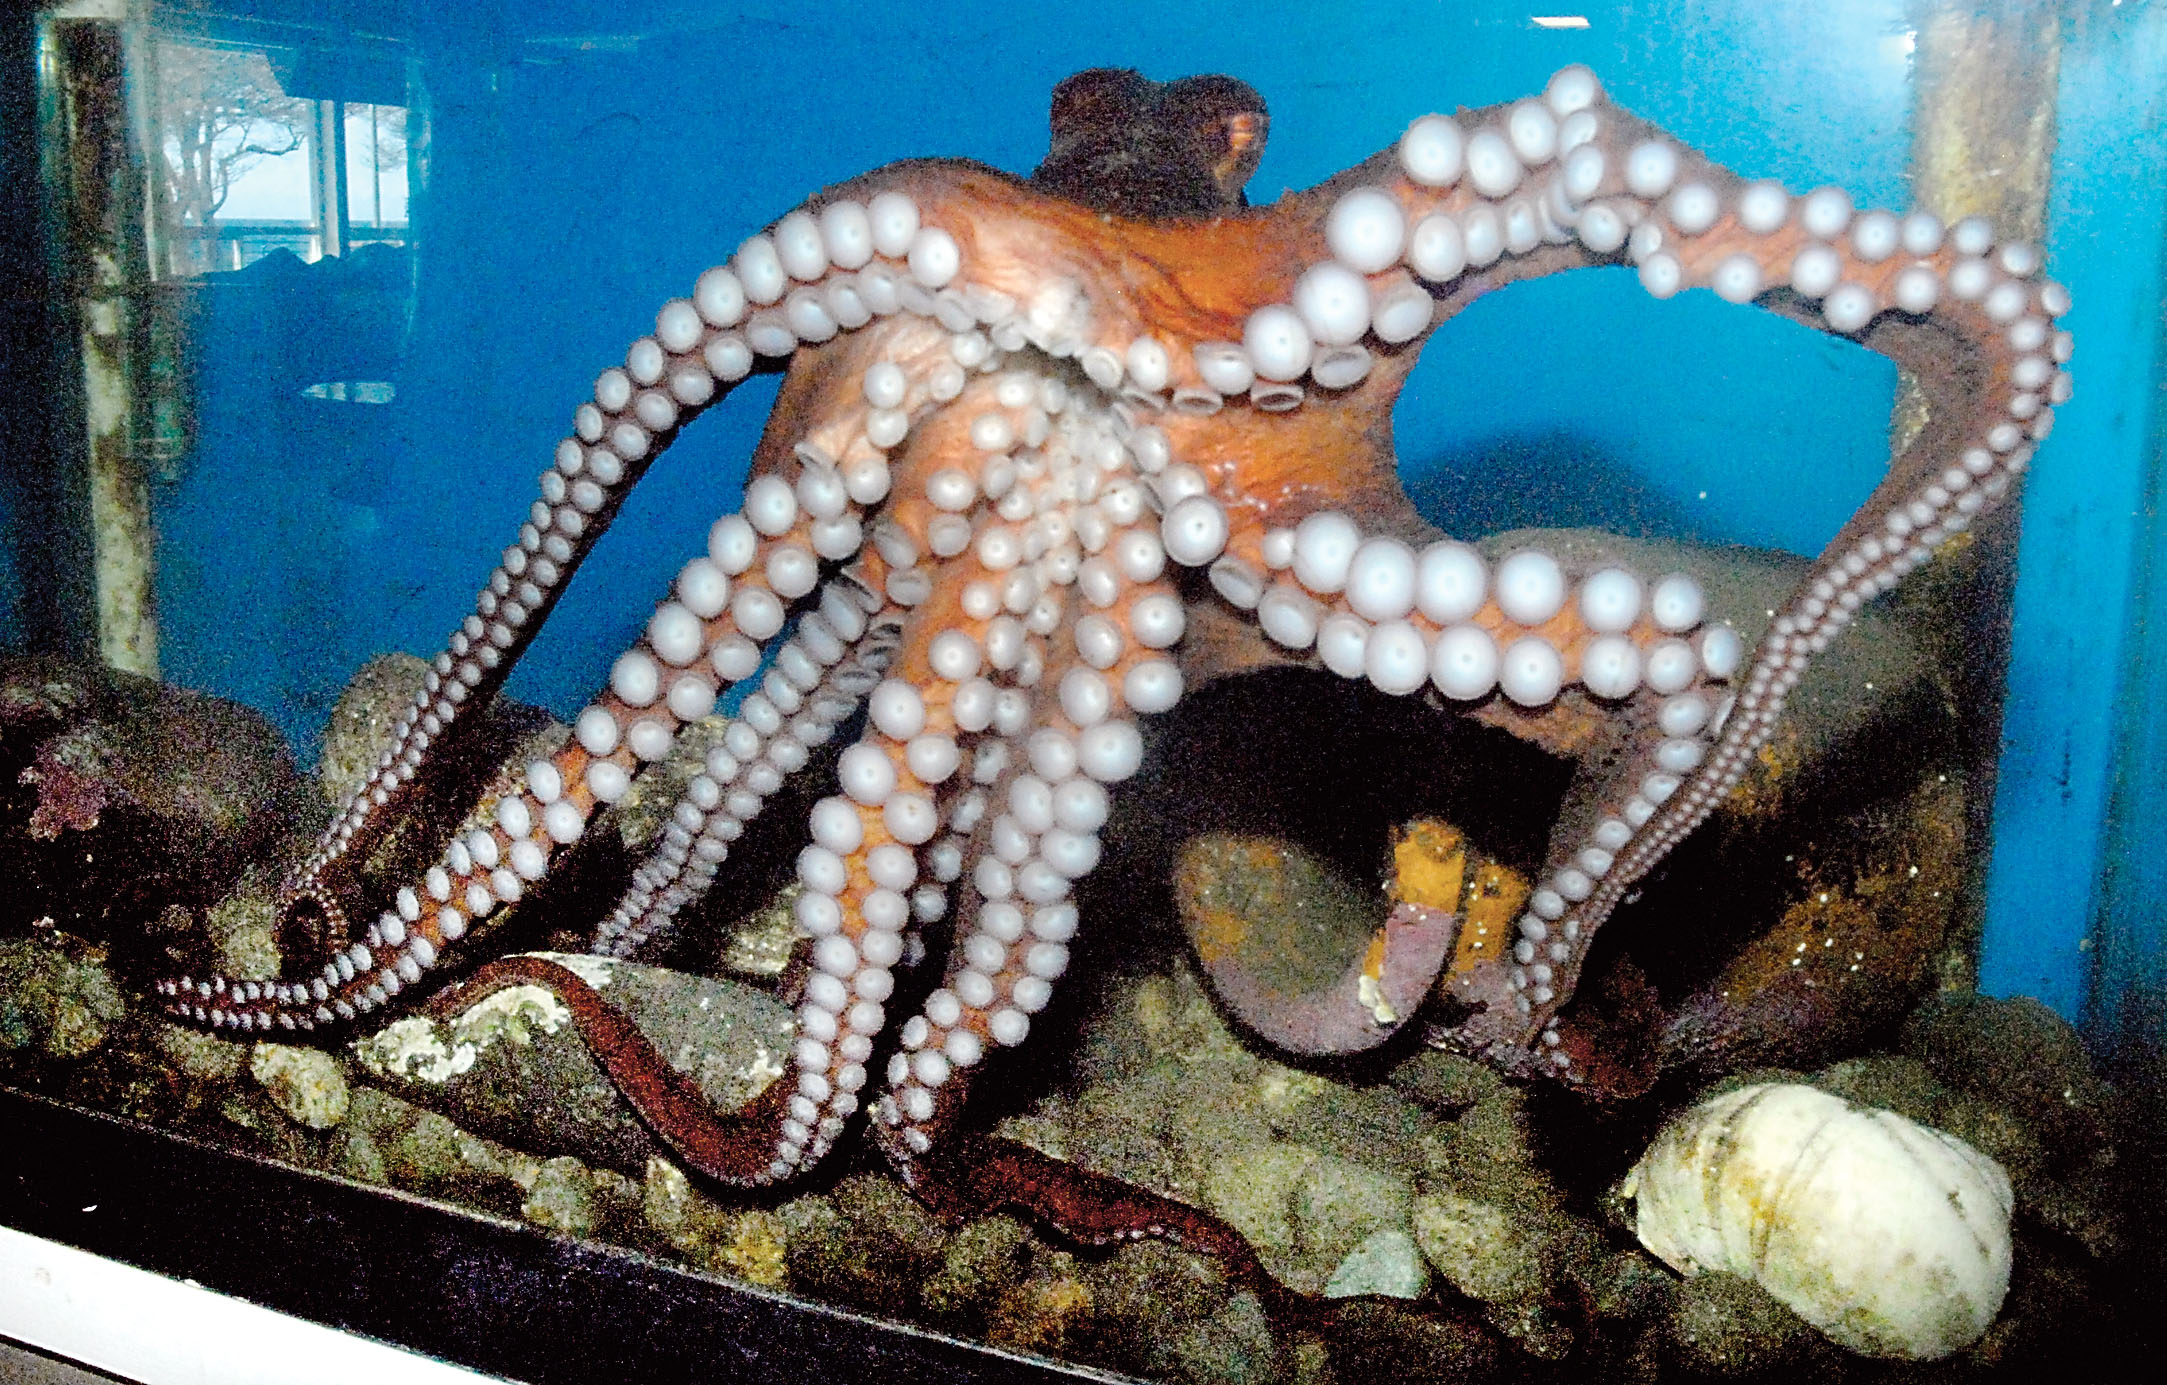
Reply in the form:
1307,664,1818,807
144,0,1925,741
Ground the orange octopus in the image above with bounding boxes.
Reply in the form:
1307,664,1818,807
149,65,2066,1311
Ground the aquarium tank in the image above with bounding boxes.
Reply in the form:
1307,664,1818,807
2,1,2163,1382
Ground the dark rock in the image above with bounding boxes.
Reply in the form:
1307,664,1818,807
1902,992,2119,1160
0,656,300,943
1326,1296,1502,1385
779,1173,947,1317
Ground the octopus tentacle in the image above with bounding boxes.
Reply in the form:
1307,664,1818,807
427,955,798,1185
1110,72,2063,1074
1182,508,1740,1059
278,277,769,922
752,357,1177,1172
590,349,1177,1181
592,576,904,959
151,178,997,1030
873,566,1173,1173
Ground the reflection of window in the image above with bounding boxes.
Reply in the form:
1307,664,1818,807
344,104,408,236
149,39,411,275
300,381,395,404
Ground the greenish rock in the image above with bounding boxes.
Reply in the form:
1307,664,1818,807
1059,1064,1193,1194
1073,1239,1259,1384
921,1215,1033,1325
152,1018,249,1081
203,881,281,986
216,1087,313,1164
1325,1227,1428,1300
1386,1047,1504,1114
314,654,430,809
1665,1270,1821,1377
1811,1053,1946,1124
523,1155,599,1235
1202,1138,1317,1266
1281,1079,1436,1177
332,1118,389,1186
636,1158,787,1285
248,1041,349,1129
1411,1186,1551,1304
380,1107,536,1215
1584,1249,1681,1326
0,938,124,1059
1479,1297,1576,1361
642,1157,714,1249
1427,1083,1540,1185
330,1086,419,1186
1152,1290,1282,1385
715,882,801,979
780,1174,946,1317
1324,1297,1501,1385
1902,991,2119,1162
1292,1152,1415,1286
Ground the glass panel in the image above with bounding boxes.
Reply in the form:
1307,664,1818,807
4,4,2161,1380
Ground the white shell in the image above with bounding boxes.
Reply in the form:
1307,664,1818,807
1620,1082,2012,1361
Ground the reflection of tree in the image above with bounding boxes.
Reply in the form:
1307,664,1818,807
351,104,406,174
348,103,407,227
154,43,312,242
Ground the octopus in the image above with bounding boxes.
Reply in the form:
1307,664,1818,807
148,65,2066,1312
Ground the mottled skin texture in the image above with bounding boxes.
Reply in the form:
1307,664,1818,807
1032,68,1268,218
144,66,2059,1339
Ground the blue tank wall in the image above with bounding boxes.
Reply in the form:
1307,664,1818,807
1982,11,2167,1044
123,1,2164,1042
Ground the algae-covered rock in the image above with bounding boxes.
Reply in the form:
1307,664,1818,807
641,1158,788,1286
1902,992,2118,1159
921,1214,1034,1326
1324,1296,1502,1385
350,952,794,1178
0,937,124,1059
1411,1186,1553,1305
315,653,559,812
152,1017,249,1082
382,1106,539,1215
1001,961,1438,1297
1665,1270,1825,1377
1073,1239,1272,1385
1325,1226,1429,1300
523,1154,601,1235
248,1041,349,1129
519,1155,639,1240
779,1173,948,1317
200,878,281,986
